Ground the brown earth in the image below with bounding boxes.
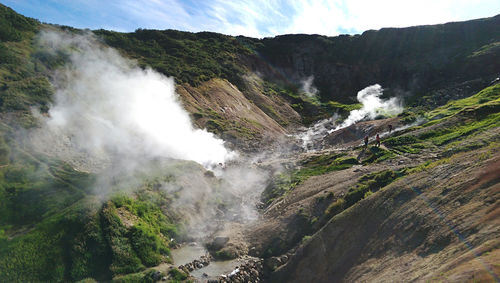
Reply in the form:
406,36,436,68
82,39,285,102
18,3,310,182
176,77,301,151
266,137,500,282
193,110,499,283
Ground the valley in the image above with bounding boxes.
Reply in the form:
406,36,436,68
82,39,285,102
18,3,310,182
0,4,499,283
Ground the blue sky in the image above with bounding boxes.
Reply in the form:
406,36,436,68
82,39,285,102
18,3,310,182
3,0,500,37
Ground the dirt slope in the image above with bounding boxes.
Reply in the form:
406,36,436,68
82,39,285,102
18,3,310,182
177,77,301,151
270,145,500,282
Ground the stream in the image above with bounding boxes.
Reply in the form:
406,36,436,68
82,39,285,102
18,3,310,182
171,243,251,281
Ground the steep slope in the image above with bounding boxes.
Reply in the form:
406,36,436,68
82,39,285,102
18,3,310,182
256,16,500,103
95,13,500,141
261,84,500,282
272,147,499,282
0,3,499,282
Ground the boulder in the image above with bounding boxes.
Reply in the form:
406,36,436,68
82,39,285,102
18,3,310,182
211,236,230,250
264,256,282,270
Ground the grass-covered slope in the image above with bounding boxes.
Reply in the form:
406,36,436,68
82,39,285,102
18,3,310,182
268,84,500,282
1,3,500,282
0,130,184,282
94,29,256,88
0,151,189,282
0,5,55,116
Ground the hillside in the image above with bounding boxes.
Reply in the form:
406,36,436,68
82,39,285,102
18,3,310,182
0,3,499,283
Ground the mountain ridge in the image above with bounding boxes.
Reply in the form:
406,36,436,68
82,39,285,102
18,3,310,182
0,3,499,282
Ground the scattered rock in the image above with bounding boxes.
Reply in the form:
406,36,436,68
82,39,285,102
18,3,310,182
216,258,264,282
280,255,288,263
177,253,213,274
149,270,162,281
264,256,282,270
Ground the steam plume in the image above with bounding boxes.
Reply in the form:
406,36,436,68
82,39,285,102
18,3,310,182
298,84,403,150
27,30,267,238
333,84,402,131
35,30,234,168
300,75,318,98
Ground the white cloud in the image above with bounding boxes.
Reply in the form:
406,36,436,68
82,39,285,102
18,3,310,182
5,0,500,37
119,0,499,37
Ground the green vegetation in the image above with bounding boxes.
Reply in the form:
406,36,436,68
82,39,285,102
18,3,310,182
413,85,500,149
168,267,188,281
383,135,426,154
0,4,38,42
325,101,362,113
0,4,499,281
426,84,500,120
362,146,395,163
0,134,182,282
325,198,346,216
261,80,326,124
95,29,256,88
262,153,359,206
469,41,500,58
112,269,164,283
301,235,312,244
0,5,58,117
325,169,406,218
423,113,500,146
344,169,406,206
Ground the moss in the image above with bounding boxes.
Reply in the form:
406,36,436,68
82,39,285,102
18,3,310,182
205,119,225,133
407,158,451,174
469,41,500,57
325,198,346,216
384,136,426,154
421,112,500,146
323,169,406,221
362,146,395,164
426,84,500,120
301,235,312,244
261,153,358,206
112,269,161,283
383,135,420,146
168,267,188,281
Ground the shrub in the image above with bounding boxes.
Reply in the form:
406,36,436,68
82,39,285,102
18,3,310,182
168,268,188,281
325,198,345,216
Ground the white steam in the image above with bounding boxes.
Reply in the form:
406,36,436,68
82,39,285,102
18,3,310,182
36,30,234,168
298,84,403,150
300,75,318,98
333,84,402,131
28,30,268,238
297,114,339,150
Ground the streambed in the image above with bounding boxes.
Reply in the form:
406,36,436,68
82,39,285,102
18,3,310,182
171,243,260,281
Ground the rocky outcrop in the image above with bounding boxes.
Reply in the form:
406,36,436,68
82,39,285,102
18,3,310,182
177,254,212,273
217,258,264,283
256,15,500,103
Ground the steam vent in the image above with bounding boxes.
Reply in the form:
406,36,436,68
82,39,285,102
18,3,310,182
0,2,499,282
